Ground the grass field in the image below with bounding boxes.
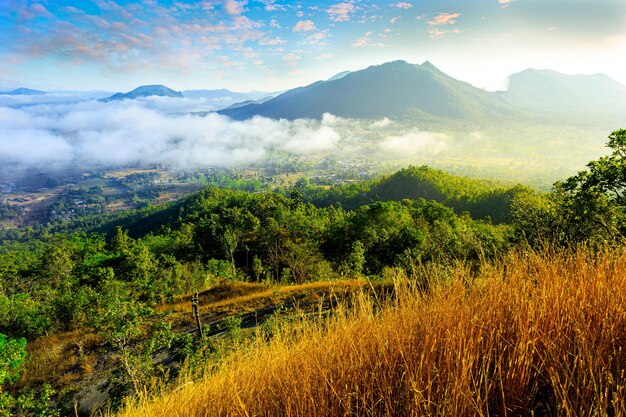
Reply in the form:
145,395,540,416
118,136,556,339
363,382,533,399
116,246,626,417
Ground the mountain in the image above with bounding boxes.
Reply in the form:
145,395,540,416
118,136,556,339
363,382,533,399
182,88,278,110
2,87,46,95
219,60,515,121
327,71,351,81
103,85,184,101
183,88,276,101
218,60,626,125
222,95,275,110
502,69,626,122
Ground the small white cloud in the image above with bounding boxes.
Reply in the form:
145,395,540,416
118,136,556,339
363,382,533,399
352,31,372,47
283,53,301,67
390,2,412,9
316,53,333,60
269,19,281,29
293,20,317,32
428,27,462,39
428,12,461,26
223,0,246,16
326,2,356,22
259,37,287,45
260,0,285,11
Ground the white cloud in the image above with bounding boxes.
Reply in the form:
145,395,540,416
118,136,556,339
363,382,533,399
223,0,247,16
379,129,448,157
259,37,287,46
428,12,461,26
293,20,317,32
282,53,301,67
269,19,281,29
352,31,372,47
351,32,385,48
0,100,342,172
260,0,285,11
390,2,412,9
326,2,356,22
371,117,393,128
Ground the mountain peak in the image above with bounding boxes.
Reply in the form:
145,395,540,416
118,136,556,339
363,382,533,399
327,71,351,81
3,87,46,95
103,84,184,101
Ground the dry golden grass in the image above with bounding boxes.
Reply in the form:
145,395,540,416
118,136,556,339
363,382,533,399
117,247,626,417
19,330,100,389
160,279,369,316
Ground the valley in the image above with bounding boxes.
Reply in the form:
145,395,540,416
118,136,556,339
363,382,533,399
2,0,626,413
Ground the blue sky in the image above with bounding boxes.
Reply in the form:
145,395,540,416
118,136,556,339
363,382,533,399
1,0,625,92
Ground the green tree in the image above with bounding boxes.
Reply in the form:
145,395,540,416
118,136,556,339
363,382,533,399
221,228,238,278
555,129,626,243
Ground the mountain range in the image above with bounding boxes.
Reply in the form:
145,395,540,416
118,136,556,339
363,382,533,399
218,60,626,125
6,61,626,126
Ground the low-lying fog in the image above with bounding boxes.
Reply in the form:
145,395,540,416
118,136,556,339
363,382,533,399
0,94,610,188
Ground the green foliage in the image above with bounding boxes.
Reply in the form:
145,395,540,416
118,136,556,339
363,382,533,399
0,333,26,387
513,129,626,247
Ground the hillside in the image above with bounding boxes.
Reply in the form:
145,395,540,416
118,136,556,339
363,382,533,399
115,247,626,417
297,166,529,224
1,128,625,416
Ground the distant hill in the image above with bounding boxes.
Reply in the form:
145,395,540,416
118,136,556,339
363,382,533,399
183,88,276,101
219,60,626,125
2,87,46,95
222,95,275,110
219,60,516,121
103,85,184,101
502,69,626,123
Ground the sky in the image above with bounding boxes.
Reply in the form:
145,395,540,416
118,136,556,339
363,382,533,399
1,0,626,92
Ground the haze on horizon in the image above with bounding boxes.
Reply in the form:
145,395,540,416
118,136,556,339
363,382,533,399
1,0,626,92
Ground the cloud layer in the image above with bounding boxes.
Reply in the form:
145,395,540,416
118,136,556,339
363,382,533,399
0,98,343,173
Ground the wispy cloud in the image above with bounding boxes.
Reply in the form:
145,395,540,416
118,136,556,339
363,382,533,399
259,0,286,11
352,31,372,47
326,2,356,22
223,0,247,16
259,37,287,46
428,27,461,39
352,31,386,48
379,129,447,157
293,20,317,32
282,53,301,67
390,2,412,9
428,12,461,26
